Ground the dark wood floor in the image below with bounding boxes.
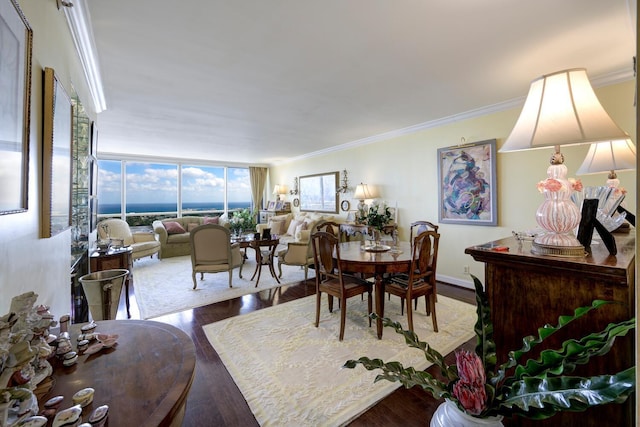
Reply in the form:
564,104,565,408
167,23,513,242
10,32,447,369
117,276,477,426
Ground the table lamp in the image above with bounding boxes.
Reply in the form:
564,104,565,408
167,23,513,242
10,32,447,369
500,68,629,256
353,183,373,219
577,138,636,188
272,185,286,201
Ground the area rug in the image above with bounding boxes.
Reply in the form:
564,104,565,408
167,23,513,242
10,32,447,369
133,255,311,319
204,294,476,426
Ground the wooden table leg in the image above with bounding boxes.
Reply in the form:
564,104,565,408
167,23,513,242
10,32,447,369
125,274,131,318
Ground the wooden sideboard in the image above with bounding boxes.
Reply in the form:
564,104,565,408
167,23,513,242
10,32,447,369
465,234,635,427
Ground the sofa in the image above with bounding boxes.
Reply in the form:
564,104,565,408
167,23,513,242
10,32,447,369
97,218,161,260
256,212,340,250
152,215,229,258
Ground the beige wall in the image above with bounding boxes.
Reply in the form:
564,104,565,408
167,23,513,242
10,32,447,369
0,1,96,315
269,80,636,288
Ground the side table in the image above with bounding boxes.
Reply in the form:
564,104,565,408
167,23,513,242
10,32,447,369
249,237,280,286
89,247,133,318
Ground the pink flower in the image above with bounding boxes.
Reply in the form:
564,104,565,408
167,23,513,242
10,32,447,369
536,178,563,193
453,350,487,415
456,350,485,383
569,178,583,192
453,380,487,416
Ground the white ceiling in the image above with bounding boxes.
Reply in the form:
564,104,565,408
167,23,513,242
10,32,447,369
85,0,636,165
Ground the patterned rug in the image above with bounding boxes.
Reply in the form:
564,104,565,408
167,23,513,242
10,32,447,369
133,255,310,319
204,294,476,426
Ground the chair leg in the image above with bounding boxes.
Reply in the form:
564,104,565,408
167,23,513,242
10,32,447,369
278,261,283,278
367,291,372,327
430,294,438,332
303,265,308,281
406,297,414,332
339,298,347,341
228,270,233,288
400,297,405,315
315,292,321,327
327,294,334,313
192,272,197,289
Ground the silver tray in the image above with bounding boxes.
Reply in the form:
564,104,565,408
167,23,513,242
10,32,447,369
364,244,391,252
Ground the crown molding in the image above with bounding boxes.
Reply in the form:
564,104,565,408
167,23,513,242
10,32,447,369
274,68,635,166
63,0,106,112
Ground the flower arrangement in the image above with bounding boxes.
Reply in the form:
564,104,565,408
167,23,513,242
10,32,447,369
229,208,256,235
344,276,635,421
358,200,393,231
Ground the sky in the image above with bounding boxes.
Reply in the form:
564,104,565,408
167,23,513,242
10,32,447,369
97,160,252,205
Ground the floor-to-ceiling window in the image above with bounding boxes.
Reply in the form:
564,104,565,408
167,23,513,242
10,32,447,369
97,159,252,226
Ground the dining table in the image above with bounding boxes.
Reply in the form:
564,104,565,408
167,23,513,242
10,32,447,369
338,240,413,338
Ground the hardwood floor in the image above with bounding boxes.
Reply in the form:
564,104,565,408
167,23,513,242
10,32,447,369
117,277,476,426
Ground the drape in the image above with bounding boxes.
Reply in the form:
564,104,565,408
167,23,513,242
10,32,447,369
249,167,268,212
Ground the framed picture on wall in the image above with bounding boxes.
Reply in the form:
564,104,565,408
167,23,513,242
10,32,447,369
437,139,497,226
0,0,32,215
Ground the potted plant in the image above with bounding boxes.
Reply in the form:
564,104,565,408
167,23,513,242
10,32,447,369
229,208,256,236
344,276,635,426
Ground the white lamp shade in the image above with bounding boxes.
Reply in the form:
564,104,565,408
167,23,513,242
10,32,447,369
577,139,637,175
353,183,373,200
500,68,629,152
272,185,286,195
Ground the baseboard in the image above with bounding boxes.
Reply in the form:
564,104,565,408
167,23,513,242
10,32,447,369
437,274,473,290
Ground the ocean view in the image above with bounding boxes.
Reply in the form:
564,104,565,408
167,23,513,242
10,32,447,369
99,202,252,215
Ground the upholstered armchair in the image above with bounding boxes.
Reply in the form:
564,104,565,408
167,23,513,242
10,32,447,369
190,224,244,289
97,219,161,261
276,230,314,281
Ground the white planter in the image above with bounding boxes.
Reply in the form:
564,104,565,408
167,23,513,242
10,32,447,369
431,400,504,427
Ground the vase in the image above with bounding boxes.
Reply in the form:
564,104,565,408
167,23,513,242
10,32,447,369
430,400,503,427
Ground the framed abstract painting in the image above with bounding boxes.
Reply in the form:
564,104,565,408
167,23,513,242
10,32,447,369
437,139,497,226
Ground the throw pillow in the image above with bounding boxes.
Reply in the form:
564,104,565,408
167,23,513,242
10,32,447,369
269,219,286,235
203,216,219,224
294,222,308,240
187,222,199,232
286,219,301,236
164,221,186,234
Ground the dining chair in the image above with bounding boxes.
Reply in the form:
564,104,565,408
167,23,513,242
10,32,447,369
385,229,440,332
311,231,373,341
409,220,439,243
189,224,244,289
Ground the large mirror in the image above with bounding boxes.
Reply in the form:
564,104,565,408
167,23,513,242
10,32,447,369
299,171,339,213
41,67,73,238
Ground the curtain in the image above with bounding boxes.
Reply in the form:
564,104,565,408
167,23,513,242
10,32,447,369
249,167,268,212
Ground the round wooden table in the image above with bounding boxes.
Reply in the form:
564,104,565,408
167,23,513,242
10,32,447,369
338,241,413,338
43,320,196,427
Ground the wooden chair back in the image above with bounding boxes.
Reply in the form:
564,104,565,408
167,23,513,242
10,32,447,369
311,231,342,282
409,221,439,245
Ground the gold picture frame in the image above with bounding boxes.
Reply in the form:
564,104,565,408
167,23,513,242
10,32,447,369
0,0,32,215
299,171,339,213
41,67,73,238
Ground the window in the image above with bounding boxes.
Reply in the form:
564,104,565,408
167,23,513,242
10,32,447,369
97,159,252,226
97,160,122,216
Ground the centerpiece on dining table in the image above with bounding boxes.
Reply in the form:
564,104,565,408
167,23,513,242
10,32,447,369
229,208,257,237
357,200,393,251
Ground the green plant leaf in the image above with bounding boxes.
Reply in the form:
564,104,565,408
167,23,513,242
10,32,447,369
497,367,636,420
342,356,451,400
471,275,497,379
495,299,618,385
370,314,458,381
509,318,635,382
